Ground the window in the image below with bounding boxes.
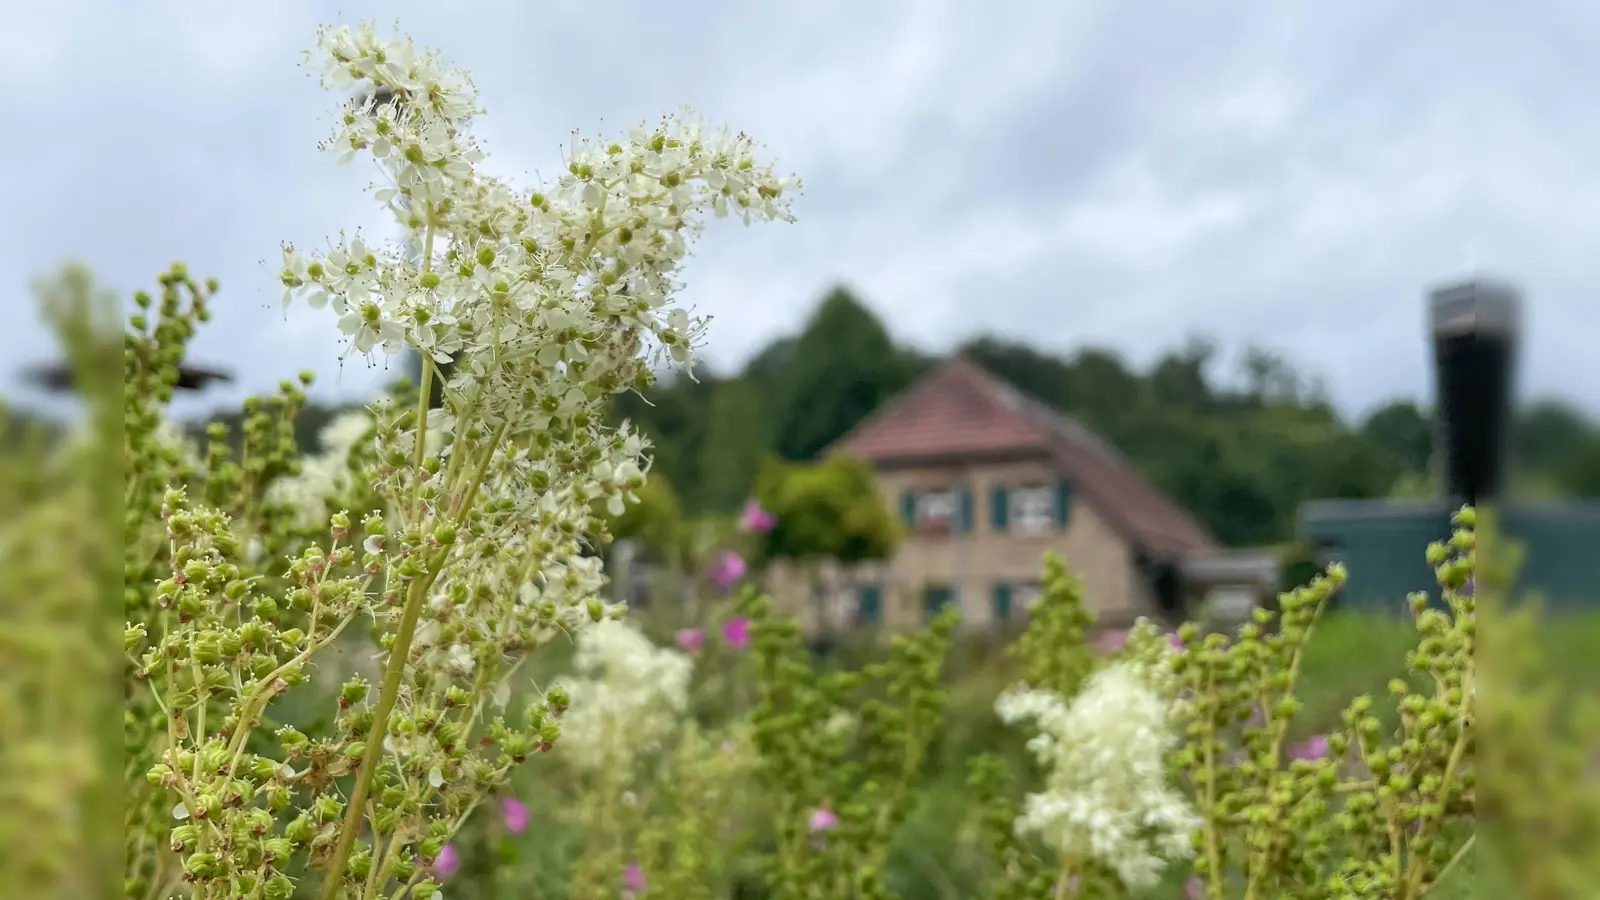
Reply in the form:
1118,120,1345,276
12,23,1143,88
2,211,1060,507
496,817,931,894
917,490,957,526
1011,486,1055,534
922,584,957,622
1015,583,1042,610
903,488,972,534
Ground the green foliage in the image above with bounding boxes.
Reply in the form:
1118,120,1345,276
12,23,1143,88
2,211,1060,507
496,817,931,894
737,588,961,899
603,471,685,552
695,376,768,513
752,454,901,564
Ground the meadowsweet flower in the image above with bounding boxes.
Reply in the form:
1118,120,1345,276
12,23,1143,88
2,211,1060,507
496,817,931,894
560,620,693,769
738,499,775,534
431,844,460,879
721,616,750,650
996,660,1199,890
676,628,704,653
706,550,746,589
500,796,528,834
808,807,838,832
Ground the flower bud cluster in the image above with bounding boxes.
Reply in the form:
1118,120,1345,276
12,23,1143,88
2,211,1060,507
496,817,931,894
738,588,959,900
1171,510,1476,899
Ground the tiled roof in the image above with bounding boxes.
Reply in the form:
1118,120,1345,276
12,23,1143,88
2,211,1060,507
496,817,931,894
829,357,1218,559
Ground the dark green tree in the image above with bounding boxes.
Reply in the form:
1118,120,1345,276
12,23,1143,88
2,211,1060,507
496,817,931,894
1360,400,1435,477
771,286,923,461
694,376,769,513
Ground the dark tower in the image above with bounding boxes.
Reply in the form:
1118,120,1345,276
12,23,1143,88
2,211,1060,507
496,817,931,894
1428,277,1521,507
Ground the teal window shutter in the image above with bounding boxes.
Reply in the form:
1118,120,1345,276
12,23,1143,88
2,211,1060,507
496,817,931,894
990,485,1009,531
858,584,882,623
958,489,974,533
1053,479,1072,528
901,490,918,525
992,583,1013,622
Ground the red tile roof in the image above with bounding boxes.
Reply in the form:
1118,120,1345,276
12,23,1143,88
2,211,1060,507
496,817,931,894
829,357,1218,560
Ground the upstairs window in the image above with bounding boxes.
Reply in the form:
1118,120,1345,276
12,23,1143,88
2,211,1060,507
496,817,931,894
1011,486,1056,534
901,488,973,534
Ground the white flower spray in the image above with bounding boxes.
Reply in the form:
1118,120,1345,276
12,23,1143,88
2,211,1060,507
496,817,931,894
997,645,1200,890
560,619,694,770
124,19,799,900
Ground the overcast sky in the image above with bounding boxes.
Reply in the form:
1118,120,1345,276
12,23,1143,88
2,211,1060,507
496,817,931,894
3,0,1596,423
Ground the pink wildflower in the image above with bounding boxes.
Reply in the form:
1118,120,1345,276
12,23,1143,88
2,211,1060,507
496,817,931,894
676,628,705,653
500,796,528,834
1288,734,1330,761
721,616,751,650
809,806,838,832
1092,629,1128,655
1186,874,1204,899
739,499,776,534
430,844,460,879
623,862,645,894
706,550,747,590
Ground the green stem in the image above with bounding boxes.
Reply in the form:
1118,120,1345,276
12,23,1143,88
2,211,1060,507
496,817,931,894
317,572,433,900
319,424,504,900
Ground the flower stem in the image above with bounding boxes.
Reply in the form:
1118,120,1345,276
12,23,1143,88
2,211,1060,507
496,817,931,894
318,571,434,900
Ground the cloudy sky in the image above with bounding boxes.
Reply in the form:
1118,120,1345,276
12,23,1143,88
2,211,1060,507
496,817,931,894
3,0,1596,422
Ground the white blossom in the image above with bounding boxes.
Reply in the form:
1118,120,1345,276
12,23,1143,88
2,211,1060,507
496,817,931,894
996,660,1200,889
558,619,693,771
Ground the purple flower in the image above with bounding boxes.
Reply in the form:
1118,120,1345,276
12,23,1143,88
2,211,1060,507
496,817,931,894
623,862,646,894
1166,631,1185,650
739,500,776,534
809,806,838,832
430,844,460,879
1185,874,1205,899
500,796,528,835
721,616,751,650
1092,629,1128,656
676,628,705,653
1288,734,1330,762
706,550,747,590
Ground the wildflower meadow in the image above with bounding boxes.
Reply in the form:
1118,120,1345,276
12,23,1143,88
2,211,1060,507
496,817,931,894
6,18,1600,900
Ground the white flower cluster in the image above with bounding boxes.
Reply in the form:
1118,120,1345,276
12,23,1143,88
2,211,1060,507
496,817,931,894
271,21,797,699
559,619,693,771
996,660,1200,889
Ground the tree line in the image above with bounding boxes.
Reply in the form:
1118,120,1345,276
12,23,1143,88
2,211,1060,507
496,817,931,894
604,285,1600,548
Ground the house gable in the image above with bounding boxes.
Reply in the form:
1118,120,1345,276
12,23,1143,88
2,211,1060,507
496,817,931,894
828,356,1217,561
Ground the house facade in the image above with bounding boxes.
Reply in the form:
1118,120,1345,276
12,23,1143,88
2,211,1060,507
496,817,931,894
769,358,1277,633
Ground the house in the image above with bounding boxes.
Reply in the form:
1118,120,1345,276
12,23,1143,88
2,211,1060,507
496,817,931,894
770,357,1278,633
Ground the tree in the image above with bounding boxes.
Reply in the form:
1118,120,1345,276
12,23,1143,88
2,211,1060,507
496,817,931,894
751,454,900,631
694,377,768,513
1360,400,1435,477
771,286,922,461
752,454,900,566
